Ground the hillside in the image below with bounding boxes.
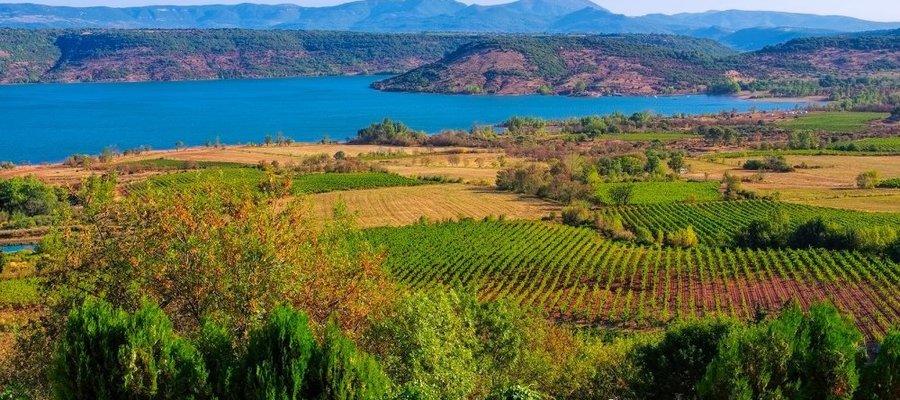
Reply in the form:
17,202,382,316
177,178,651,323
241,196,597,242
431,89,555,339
0,29,473,84
739,29,900,79
374,30,900,96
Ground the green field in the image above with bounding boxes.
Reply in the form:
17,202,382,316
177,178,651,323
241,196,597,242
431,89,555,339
366,220,899,338
140,168,429,194
594,181,721,205
830,136,900,152
596,200,900,245
0,278,39,306
116,158,246,171
594,132,696,142
777,111,887,133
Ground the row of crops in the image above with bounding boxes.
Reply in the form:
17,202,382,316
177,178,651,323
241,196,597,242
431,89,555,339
365,220,900,338
594,181,721,205
595,200,900,245
137,167,429,194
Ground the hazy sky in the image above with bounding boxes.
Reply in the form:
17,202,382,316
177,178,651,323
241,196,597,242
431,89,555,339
4,1,899,22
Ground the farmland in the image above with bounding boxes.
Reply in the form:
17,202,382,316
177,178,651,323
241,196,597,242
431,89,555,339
308,184,557,227
594,181,721,205
138,167,429,194
596,200,900,245
367,219,900,338
776,111,888,132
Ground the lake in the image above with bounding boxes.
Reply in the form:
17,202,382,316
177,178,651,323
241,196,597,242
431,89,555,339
0,243,35,254
0,75,813,163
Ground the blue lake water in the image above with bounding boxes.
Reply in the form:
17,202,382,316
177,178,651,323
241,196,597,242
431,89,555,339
0,75,812,163
0,244,35,254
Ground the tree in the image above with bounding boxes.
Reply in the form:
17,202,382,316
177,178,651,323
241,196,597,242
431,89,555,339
699,303,863,400
51,299,207,400
856,170,880,189
367,290,476,399
241,306,316,400
196,321,238,400
307,319,392,400
608,184,634,206
667,151,686,174
41,187,395,337
857,330,900,400
636,319,733,399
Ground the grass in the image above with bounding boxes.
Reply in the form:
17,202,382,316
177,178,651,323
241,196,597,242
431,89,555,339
777,111,887,133
594,132,696,142
0,278,39,306
594,181,721,205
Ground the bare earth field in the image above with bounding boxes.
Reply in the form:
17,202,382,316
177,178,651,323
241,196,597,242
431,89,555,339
306,183,558,227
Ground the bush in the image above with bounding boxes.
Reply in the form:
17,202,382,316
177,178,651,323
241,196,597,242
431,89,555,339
857,170,880,189
486,385,544,400
197,321,237,400
241,306,316,400
51,299,207,400
561,201,592,227
699,303,862,400
368,290,476,400
307,320,392,400
635,320,733,399
352,118,426,146
665,226,699,248
735,211,791,248
608,184,634,206
0,176,64,217
876,178,900,188
789,217,848,249
857,330,900,400
742,156,793,172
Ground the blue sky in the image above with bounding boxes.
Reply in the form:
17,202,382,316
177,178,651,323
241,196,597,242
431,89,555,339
4,1,899,22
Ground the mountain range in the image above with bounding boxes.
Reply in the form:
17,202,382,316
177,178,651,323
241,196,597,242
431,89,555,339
1,0,899,50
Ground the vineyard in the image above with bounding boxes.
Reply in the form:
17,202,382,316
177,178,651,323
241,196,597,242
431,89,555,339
594,181,721,205
366,220,900,338
777,111,887,133
596,200,900,245
137,167,429,194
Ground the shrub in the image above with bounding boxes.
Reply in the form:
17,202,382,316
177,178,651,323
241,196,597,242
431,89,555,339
789,217,847,249
735,211,791,248
352,118,426,146
857,330,900,400
665,226,699,248
635,319,733,399
241,306,316,400
857,170,880,189
699,303,862,400
0,176,63,217
50,299,207,400
367,290,476,400
561,201,593,227
876,178,900,188
197,321,237,400
608,184,634,206
486,385,544,400
306,320,392,400
742,156,793,172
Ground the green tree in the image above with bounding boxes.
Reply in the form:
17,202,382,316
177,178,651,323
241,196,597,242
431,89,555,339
51,299,207,400
307,319,392,400
368,290,476,399
608,184,634,206
196,321,238,400
857,330,900,400
667,151,686,174
636,319,734,399
241,306,316,400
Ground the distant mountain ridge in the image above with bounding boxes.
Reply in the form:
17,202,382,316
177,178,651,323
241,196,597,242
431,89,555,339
1,1,898,49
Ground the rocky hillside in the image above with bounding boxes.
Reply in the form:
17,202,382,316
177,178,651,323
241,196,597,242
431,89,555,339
372,35,738,96
0,29,473,84
374,30,900,96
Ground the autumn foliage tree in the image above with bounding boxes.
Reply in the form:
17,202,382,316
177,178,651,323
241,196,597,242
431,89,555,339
40,184,396,336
